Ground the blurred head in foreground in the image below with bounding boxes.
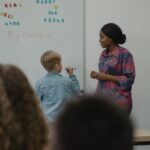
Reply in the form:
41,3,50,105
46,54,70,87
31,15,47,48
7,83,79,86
0,64,49,150
54,94,133,150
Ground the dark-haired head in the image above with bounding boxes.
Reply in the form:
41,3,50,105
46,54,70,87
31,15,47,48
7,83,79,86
101,23,126,44
54,94,133,150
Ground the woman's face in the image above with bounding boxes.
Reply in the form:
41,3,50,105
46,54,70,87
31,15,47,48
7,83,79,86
99,31,113,48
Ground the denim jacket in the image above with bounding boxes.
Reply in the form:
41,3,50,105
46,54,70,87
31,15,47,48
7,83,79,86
35,72,80,123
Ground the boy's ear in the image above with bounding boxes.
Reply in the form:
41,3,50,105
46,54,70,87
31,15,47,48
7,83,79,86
55,63,59,70
55,63,59,67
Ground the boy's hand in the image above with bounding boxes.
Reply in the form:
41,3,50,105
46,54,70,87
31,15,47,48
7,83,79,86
65,67,74,75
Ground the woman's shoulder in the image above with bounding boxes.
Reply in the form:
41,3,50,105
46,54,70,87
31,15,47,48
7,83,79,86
118,46,132,55
117,46,134,61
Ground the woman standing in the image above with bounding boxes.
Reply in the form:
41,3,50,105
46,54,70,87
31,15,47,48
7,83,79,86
90,23,135,114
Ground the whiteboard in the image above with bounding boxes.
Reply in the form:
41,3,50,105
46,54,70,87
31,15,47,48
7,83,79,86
0,0,84,90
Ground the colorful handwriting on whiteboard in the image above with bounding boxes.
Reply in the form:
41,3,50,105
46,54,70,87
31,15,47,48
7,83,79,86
48,10,58,15
0,2,22,26
44,18,64,23
36,0,55,4
0,12,13,19
4,3,22,8
5,21,20,26
35,0,65,23
44,9,64,23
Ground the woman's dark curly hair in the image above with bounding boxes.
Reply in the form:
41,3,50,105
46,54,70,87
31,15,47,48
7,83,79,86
101,23,126,44
0,64,48,150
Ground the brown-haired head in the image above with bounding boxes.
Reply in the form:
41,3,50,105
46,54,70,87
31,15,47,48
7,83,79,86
0,64,49,150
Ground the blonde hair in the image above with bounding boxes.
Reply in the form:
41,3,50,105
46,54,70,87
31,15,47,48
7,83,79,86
41,50,61,72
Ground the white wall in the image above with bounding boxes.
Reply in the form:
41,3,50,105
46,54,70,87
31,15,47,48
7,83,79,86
85,1,150,149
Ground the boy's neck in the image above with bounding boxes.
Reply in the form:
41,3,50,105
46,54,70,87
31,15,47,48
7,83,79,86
49,70,59,73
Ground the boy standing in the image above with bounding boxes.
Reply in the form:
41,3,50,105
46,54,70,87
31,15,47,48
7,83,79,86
35,50,80,123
